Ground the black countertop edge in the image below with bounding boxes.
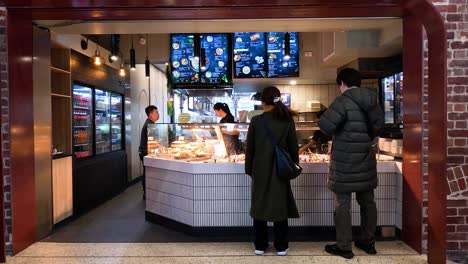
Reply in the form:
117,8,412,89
52,153,73,160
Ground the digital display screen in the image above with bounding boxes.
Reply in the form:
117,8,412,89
233,32,267,78
170,34,199,84
267,32,299,78
200,33,230,84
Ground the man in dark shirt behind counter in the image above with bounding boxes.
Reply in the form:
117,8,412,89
139,105,159,199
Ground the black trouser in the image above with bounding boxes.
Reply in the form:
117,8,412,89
253,219,288,251
334,190,377,251
139,153,146,193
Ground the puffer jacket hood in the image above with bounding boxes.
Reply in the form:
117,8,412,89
343,87,379,112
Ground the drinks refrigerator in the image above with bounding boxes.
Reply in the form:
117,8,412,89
380,72,403,125
110,93,123,151
95,89,111,154
72,83,124,158
73,84,93,158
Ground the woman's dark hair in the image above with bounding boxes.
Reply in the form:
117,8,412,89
261,86,296,122
213,102,232,116
336,68,361,87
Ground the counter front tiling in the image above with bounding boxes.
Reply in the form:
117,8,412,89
144,157,403,236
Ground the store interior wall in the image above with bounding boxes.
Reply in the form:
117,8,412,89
129,65,168,181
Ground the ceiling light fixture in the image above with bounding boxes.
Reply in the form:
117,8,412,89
193,34,200,60
119,63,126,77
284,32,291,60
130,35,136,71
200,48,206,70
145,34,150,79
92,43,105,66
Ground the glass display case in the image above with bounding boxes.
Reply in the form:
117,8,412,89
110,93,123,151
95,89,111,154
146,122,326,163
72,84,93,158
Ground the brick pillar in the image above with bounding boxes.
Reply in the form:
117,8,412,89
426,0,468,260
0,7,11,255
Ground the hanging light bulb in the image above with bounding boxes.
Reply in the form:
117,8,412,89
119,63,126,77
145,34,150,78
92,44,105,66
130,35,136,71
200,48,206,70
284,32,291,60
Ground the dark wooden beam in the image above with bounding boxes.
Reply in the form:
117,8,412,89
402,15,423,254
7,9,36,255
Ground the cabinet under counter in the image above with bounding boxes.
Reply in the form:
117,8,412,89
144,157,402,236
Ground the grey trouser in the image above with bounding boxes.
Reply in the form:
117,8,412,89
334,190,377,251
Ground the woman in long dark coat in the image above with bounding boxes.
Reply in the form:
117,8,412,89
245,86,299,256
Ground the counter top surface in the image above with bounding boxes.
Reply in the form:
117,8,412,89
144,157,401,174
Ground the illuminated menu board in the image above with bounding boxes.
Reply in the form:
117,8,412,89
267,32,299,78
200,34,231,84
233,32,267,78
170,34,199,84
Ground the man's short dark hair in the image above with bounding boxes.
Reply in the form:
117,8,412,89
145,105,158,116
336,68,361,87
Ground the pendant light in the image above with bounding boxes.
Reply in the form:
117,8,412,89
193,33,200,60
200,48,206,70
92,42,105,66
130,35,136,71
145,34,150,78
119,63,126,77
284,32,291,60
109,35,119,63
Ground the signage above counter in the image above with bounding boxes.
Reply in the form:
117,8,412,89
170,32,299,87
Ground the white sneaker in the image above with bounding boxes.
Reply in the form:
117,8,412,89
255,249,265,255
277,248,289,256
255,245,269,255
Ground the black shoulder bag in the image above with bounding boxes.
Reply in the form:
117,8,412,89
262,115,302,181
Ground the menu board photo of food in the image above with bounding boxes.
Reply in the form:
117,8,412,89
200,33,231,84
233,32,267,78
170,34,199,84
267,32,299,78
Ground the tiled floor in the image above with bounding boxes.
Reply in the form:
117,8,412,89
8,241,440,264
32,182,456,263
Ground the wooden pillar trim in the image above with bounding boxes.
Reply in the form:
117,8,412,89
404,1,448,263
7,10,37,255
402,15,423,254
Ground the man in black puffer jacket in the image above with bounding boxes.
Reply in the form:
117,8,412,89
319,68,384,259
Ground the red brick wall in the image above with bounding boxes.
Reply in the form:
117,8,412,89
0,8,11,254
428,0,468,255
0,7,10,254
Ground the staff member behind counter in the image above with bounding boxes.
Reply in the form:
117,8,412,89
213,103,242,155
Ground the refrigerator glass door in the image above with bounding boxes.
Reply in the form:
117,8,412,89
394,72,403,124
111,93,123,151
73,84,93,158
382,75,395,124
95,89,111,154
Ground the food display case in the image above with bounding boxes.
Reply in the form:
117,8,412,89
72,84,93,158
146,122,326,163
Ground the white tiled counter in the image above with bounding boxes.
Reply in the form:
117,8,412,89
144,157,402,230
